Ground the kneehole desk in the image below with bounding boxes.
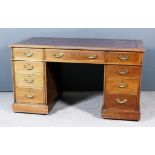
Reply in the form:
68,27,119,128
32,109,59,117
10,37,144,121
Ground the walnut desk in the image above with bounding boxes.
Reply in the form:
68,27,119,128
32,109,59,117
10,37,144,121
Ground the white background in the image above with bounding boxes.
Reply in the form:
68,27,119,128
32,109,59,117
0,0,154,154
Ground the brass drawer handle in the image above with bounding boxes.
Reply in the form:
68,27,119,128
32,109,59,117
53,52,64,58
116,98,128,104
24,64,34,70
117,69,128,75
26,94,35,99
24,78,34,83
117,82,128,88
118,55,129,61
24,51,33,57
86,55,97,59
26,89,35,99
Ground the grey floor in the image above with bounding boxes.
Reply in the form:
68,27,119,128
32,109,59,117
0,91,154,127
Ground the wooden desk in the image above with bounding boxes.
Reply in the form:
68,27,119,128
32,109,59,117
10,37,144,121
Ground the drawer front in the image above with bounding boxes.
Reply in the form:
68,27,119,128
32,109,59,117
15,87,44,104
105,65,141,78
15,73,44,89
104,94,139,110
13,61,44,74
45,49,105,64
13,48,44,60
107,52,142,65
106,78,139,93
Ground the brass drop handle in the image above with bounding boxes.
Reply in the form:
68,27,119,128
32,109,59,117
24,64,34,70
117,82,128,88
26,89,35,99
86,55,97,59
118,55,129,61
53,52,64,58
26,94,35,99
116,98,127,104
117,69,128,75
24,76,34,83
24,51,33,57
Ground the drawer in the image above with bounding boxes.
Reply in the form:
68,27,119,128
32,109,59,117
106,78,139,93
45,49,105,64
104,93,139,110
107,52,142,65
13,61,44,74
15,87,45,104
15,73,44,89
105,65,141,78
13,48,44,60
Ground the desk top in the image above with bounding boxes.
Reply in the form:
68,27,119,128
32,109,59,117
10,37,144,52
